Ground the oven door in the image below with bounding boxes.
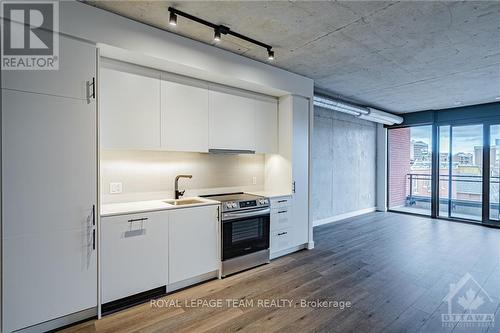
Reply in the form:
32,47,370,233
222,207,270,261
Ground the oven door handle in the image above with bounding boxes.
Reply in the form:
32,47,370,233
223,208,270,221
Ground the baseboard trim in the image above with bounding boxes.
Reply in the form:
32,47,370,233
14,307,97,333
166,270,219,293
270,244,307,260
313,207,377,227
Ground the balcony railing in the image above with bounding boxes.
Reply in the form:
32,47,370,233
404,173,500,217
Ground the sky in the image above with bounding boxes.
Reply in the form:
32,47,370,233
410,124,500,154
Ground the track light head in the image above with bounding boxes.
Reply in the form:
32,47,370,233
214,29,221,42
268,49,274,61
169,11,177,26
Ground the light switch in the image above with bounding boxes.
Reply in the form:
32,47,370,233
110,182,122,194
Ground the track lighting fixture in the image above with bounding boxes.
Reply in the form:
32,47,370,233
214,29,221,42
169,11,177,26
267,49,274,61
168,7,274,61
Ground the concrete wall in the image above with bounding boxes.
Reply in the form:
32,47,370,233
311,106,377,225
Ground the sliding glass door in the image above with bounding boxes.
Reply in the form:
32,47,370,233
388,118,500,226
438,124,483,221
490,125,500,222
388,125,432,216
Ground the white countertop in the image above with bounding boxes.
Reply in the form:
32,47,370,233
245,190,293,198
100,197,220,217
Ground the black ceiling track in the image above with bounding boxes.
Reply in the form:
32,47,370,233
168,7,274,59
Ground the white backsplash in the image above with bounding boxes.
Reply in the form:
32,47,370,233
100,150,265,203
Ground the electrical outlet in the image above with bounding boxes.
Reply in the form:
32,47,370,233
252,176,257,185
110,182,122,194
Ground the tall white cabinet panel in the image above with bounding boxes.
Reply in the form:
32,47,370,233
2,32,95,100
101,211,168,303
255,98,278,153
208,89,255,151
169,206,219,284
161,77,209,152
2,87,97,331
291,96,310,246
100,60,161,150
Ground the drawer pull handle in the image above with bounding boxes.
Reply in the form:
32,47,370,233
278,210,287,214
277,200,287,203
277,232,287,236
128,218,148,223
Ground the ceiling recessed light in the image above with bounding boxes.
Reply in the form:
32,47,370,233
495,96,500,100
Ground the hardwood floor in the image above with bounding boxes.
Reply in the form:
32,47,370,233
60,212,500,333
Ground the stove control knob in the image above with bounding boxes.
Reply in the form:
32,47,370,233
232,202,238,208
225,202,233,209
259,199,268,205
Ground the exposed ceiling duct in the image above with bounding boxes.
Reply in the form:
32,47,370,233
313,95,403,126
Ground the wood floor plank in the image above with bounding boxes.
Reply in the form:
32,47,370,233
57,212,500,333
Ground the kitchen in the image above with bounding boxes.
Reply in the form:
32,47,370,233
1,2,313,332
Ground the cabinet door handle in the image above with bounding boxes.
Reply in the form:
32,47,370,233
92,204,95,226
277,232,288,236
277,200,287,203
90,77,96,99
92,229,96,250
278,210,287,214
128,218,148,223
292,181,296,194
216,206,220,221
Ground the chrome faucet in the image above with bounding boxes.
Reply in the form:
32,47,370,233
174,174,192,199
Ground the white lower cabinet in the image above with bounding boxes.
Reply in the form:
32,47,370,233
101,211,169,303
270,196,293,256
271,229,292,254
168,205,220,284
101,205,220,303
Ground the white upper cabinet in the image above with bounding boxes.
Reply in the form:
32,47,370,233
100,60,161,150
208,88,256,152
161,76,209,152
255,98,278,153
2,33,96,100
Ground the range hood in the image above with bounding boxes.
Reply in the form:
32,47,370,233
209,149,256,154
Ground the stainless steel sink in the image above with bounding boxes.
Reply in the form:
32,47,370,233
163,198,205,206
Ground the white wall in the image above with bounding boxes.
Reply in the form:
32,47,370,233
100,150,265,203
311,107,377,226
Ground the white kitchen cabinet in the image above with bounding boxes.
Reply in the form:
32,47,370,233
161,76,209,152
271,229,293,254
169,205,219,284
270,196,292,255
2,32,96,100
101,211,169,303
100,60,161,150
2,38,98,332
255,98,278,153
208,88,255,151
270,196,292,232
291,96,310,246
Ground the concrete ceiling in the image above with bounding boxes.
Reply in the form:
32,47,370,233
84,1,500,114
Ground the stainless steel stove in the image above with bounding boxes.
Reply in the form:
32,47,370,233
201,192,270,277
